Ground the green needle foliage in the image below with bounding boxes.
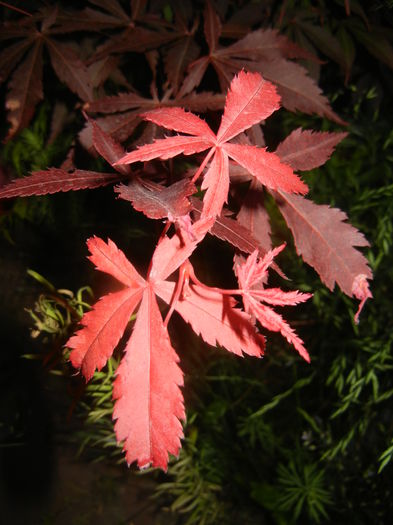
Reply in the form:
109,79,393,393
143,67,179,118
276,461,332,523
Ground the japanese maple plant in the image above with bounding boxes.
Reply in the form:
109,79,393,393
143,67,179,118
0,2,372,471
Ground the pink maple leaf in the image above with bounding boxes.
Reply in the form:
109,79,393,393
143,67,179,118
116,70,307,219
66,220,264,470
236,245,312,362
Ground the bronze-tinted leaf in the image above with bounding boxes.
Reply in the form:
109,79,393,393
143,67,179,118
0,169,123,198
5,40,43,140
274,191,372,297
115,178,195,219
46,39,93,101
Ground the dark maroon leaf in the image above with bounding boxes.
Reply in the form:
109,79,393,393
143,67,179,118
91,26,176,62
46,39,93,101
164,36,200,94
204,0,221,53
236,180,272,254
90,118,132,175
89,0,129,21
5,40,43,140
191,197,259,254
79,111,141,151
85,92,151,114
0,39,31,83
297,21,348,71
350,23,393,71
131,0,148,21
87,56,122,89
0,169,123,199
257,59,347,125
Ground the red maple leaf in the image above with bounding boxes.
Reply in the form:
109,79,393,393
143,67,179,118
66,220,265,469
116,70,307,219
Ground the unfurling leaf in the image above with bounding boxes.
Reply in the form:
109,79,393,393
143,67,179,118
115,178,196,220
352,273,373,324
236,247,312,362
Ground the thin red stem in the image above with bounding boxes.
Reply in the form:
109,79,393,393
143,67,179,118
187,263,243,296
164,262,189,327
191,147,216,183
164,261,247,328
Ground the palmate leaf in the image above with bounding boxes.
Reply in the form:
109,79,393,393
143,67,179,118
67,225,265,470
236,248,312,362
116,71,307,219
1,7,96,140
179,5,343,124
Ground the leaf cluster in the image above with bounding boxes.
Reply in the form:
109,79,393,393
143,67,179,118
0,1,390,520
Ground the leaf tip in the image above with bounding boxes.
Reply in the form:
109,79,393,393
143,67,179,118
352,273,372,324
